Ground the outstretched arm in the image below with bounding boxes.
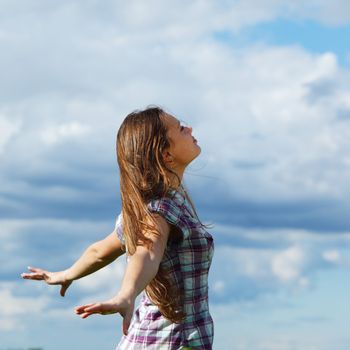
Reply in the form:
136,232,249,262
65,230,126,281
21,229,126,296
74,214,170,335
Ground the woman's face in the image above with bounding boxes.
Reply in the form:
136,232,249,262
161,113,201,172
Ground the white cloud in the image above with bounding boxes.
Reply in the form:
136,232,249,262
181,45,350,202
211,298,335,350
289,0,350,26
298,276,311,288
41,121,90,145
210,225,350,302
1,2,350,349
0,114,21,155
0,317,17,332
322,249,341,263
212,280,226,294
0,284,51,331
0,288,50,316
1,1,350,207
75,258,126,294
0,217,119,280
1,1,350,315
218,0,350,28
272,245,305,282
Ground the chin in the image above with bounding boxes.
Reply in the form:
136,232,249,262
193,147,201,160
186,147,202,165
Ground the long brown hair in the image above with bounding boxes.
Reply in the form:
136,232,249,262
116,106,185,322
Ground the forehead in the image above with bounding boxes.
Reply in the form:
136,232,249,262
161,113,179,130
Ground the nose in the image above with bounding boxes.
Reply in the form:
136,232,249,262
187,126,192,134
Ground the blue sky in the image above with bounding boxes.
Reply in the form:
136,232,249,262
216,19,350,66
1,1,350,349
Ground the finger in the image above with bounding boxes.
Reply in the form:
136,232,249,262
61,281,72,297
21,273,45,280
84,303,104,313
27,266,45,273
83,302,117,316
23,272,49,281
75,303,95,314
79,311,95,319
122,312,132,335
60,284,68,297
76,308,103,319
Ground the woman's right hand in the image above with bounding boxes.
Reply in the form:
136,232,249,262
21,266,73,297
74,293,135,335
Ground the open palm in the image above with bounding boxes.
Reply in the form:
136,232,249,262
21,266,72,297
75,295,135,335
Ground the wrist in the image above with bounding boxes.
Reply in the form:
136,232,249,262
116,288,137,302
63,268,74,282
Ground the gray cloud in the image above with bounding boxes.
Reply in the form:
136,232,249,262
1,2,350,349
209,230,350,304
336,107,350,121
304,78,338,103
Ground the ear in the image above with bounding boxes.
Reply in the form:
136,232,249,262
162,150,174,165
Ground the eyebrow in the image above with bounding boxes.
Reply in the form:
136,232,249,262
177,120,181,129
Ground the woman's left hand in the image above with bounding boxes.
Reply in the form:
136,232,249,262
75,294,135,335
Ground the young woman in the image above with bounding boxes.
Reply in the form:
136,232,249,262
21,106,215,349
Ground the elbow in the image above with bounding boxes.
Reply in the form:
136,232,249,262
89,243,106,263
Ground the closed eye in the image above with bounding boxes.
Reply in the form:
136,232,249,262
178,119,188,132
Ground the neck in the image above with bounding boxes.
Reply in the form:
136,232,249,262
167,167,185,190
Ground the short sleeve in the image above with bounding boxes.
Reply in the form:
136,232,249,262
147,197,191,241
114,212,125,245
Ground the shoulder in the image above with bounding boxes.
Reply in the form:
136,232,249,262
147,195,191,241
148,196,182,219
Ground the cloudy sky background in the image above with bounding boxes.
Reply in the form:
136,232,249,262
1,1,350,349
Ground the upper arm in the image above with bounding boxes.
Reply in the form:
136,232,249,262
92,230,126,262
140,213,171,264
147,198,191,242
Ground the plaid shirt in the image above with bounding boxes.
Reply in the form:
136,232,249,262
114,187,214,349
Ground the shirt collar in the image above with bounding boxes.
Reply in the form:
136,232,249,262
168,184,186,205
